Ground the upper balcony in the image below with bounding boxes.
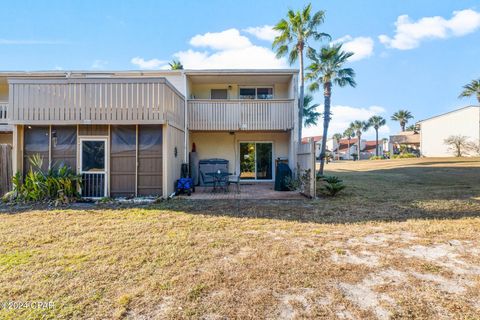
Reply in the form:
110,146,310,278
6,77,185,129
188,99,295,131
186,70,298,131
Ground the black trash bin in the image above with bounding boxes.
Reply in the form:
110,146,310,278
275,162,292,191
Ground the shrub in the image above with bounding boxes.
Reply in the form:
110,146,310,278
369,156,383,160
5,154,81,205
392,153,417,159
317,175,346,196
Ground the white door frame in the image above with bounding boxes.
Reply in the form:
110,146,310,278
238,141,274,181
79,137,108,198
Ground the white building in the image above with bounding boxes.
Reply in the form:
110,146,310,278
418,106,480,157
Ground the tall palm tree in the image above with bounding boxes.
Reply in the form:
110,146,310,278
169,60,183,70
350,120,370,159
368,115,386,156
303,94,321,127
343,127,354,160
273,3,330,140
332,133,343,160
391,110,413,132
306,44,356,174
458,79,480,104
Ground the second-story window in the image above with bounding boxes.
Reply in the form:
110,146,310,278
239,87,273,100
257,88,273,99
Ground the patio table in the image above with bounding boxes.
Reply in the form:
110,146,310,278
205,171,230,193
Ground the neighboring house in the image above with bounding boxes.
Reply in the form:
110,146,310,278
301,135,322,158
389,131,420,155
418,106,480,157
302,136,384,160
1,69,299,198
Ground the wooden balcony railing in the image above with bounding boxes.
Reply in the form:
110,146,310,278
8,78,185,129
188,99,295,131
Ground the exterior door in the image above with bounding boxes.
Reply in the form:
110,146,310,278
80,138,107,198
239,142,273,180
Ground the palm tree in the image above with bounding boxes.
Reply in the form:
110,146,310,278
405,124,417,132
169,60,183,70
332,133,343,160
368,115,386,156
343,127,354,160
350,120,370,159
306,44,356,174
458,79,480,104
273,3,330,140
303,94,321,127
391,110,413,132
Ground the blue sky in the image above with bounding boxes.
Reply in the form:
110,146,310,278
1,0,479,139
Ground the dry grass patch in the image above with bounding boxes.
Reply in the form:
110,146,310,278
0,158,479,319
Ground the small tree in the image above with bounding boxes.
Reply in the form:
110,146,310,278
444,135,476,157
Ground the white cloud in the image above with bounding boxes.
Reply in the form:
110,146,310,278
131,57,168,69
243,25,280,41
190,28,252,50
303,105,390,139
91,59,108,70
131,28,288,69
333,35,374,61
379,9,480,50
174,46,287,69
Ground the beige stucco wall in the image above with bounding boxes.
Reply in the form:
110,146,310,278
190,131,291,177
189,83,290,100
420,107,480,157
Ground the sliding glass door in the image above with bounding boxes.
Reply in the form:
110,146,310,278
239,142,273,180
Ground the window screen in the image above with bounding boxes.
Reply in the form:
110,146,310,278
211,89,228,99
51,126,77,171
110,126,136,197
24,126,49,174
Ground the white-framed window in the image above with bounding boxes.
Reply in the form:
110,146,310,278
239,87,274,100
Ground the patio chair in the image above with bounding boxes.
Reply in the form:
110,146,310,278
200,171,215,188
228,174,241,193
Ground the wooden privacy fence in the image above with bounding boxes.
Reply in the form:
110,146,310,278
296,141,316,198
0,144,12,196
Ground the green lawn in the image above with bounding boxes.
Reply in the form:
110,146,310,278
1,158,479,319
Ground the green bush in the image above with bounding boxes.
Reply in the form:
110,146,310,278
392,153,417,159
369,156,383,160
317,175,346,196
4,154,81,205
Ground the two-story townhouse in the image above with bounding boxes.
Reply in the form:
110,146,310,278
1,69,299,198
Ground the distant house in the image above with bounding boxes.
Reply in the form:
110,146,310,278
418,106,479,157
389,131,420,155
303,136,384,160
302,135,323,158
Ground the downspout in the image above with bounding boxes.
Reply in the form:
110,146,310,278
183,70,188,164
